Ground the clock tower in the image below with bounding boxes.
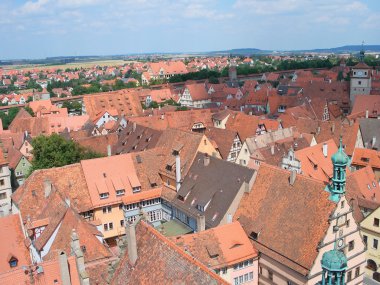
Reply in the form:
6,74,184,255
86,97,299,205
349,48,372,103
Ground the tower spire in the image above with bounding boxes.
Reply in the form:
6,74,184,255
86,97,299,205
359,41,365,62
326,137,349,202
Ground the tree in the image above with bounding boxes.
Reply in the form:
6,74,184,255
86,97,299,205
30,134,103,172
0,107,24,129
337,71,344,81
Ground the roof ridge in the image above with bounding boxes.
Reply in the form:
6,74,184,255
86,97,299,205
259,163,326,185
141,221,229,284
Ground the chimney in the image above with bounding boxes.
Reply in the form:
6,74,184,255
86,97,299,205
372,137,377,148
132,122,136,132
58,251,72,285
65,197,71,208
44,179,52,198
331,123,335,134
203,153,210,167
70,230,89,285
322,142,328,158
107,144,112,157
317,126,321,135
289,170,297,186
366,109,369,118
175,155,181,192
197,214,206,232
125,222,138,265
160,113,165,120
270,145,275,155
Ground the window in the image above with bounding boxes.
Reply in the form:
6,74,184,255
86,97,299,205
347,271,352,282
120,220,124,227
346,219,350,227
374,218,379,227
221,267,227,274
9,258,17,268
103,222,113,231
348,240,354,251
119,204,123,210
104,224,108,231
0,179,4,186
268,270,273,281
116,189,125,196
355,266,360,277
363,235,368,246
373,239,378,249
102,206,112,214
148,210,163,222
132,186,141,193
0,192,6,200
341,201,345,208
99,192,109,199
109,222,113,230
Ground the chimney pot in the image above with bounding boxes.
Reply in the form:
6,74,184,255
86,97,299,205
366,109,369,118
203,153,210,166
322,143,328,158
107,144,112,157
289,170,297,186
175,155,181,192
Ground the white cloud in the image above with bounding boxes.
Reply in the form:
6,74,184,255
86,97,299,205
57,0,107,7
18,0,49,14
183,3,234,20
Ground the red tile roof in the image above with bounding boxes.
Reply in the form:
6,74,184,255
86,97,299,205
234,163,336,275
0,214,31,274
111,221,228,285
171,222,258,269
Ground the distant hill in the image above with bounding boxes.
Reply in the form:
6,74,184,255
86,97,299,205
205,45,380,56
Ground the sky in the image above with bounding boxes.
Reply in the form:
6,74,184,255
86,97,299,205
1,0,380,59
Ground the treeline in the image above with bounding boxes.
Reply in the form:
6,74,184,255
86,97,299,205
47,79,137,96
277,59,334,71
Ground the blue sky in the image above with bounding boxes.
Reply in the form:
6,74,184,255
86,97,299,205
1,0,380,59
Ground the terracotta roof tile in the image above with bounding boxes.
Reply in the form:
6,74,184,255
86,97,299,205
111,221,228,285
234,163,336,275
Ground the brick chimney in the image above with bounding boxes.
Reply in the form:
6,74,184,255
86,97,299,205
58,251,72,285
175,155,181,192
125,222,138,265
70,229,89,285
197,214,206,232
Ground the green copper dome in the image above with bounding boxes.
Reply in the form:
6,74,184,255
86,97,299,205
331,138,349,166
321,249,347,271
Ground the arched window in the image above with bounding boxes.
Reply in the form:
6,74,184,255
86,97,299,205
367,259,378,271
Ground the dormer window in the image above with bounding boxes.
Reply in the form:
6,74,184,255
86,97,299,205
99,192,109,199
9,257,18,268
166,164,173,171
196,204,205,212
132,186,141,193
116,189,125,196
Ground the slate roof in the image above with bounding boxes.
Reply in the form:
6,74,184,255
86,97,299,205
172,152,255,228
234,163,336,276
359,118,380,150
111,221,228,285
113,123,162,154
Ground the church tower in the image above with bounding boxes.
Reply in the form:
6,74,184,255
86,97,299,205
326,138,349,203
350,45,372,103
321,249,348,285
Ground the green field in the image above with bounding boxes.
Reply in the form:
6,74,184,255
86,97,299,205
2,59,136,71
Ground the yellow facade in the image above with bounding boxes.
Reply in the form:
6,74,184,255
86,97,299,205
93,203,125,241
360,206,380,281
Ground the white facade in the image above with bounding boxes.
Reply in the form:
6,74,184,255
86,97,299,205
0,163,13,217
